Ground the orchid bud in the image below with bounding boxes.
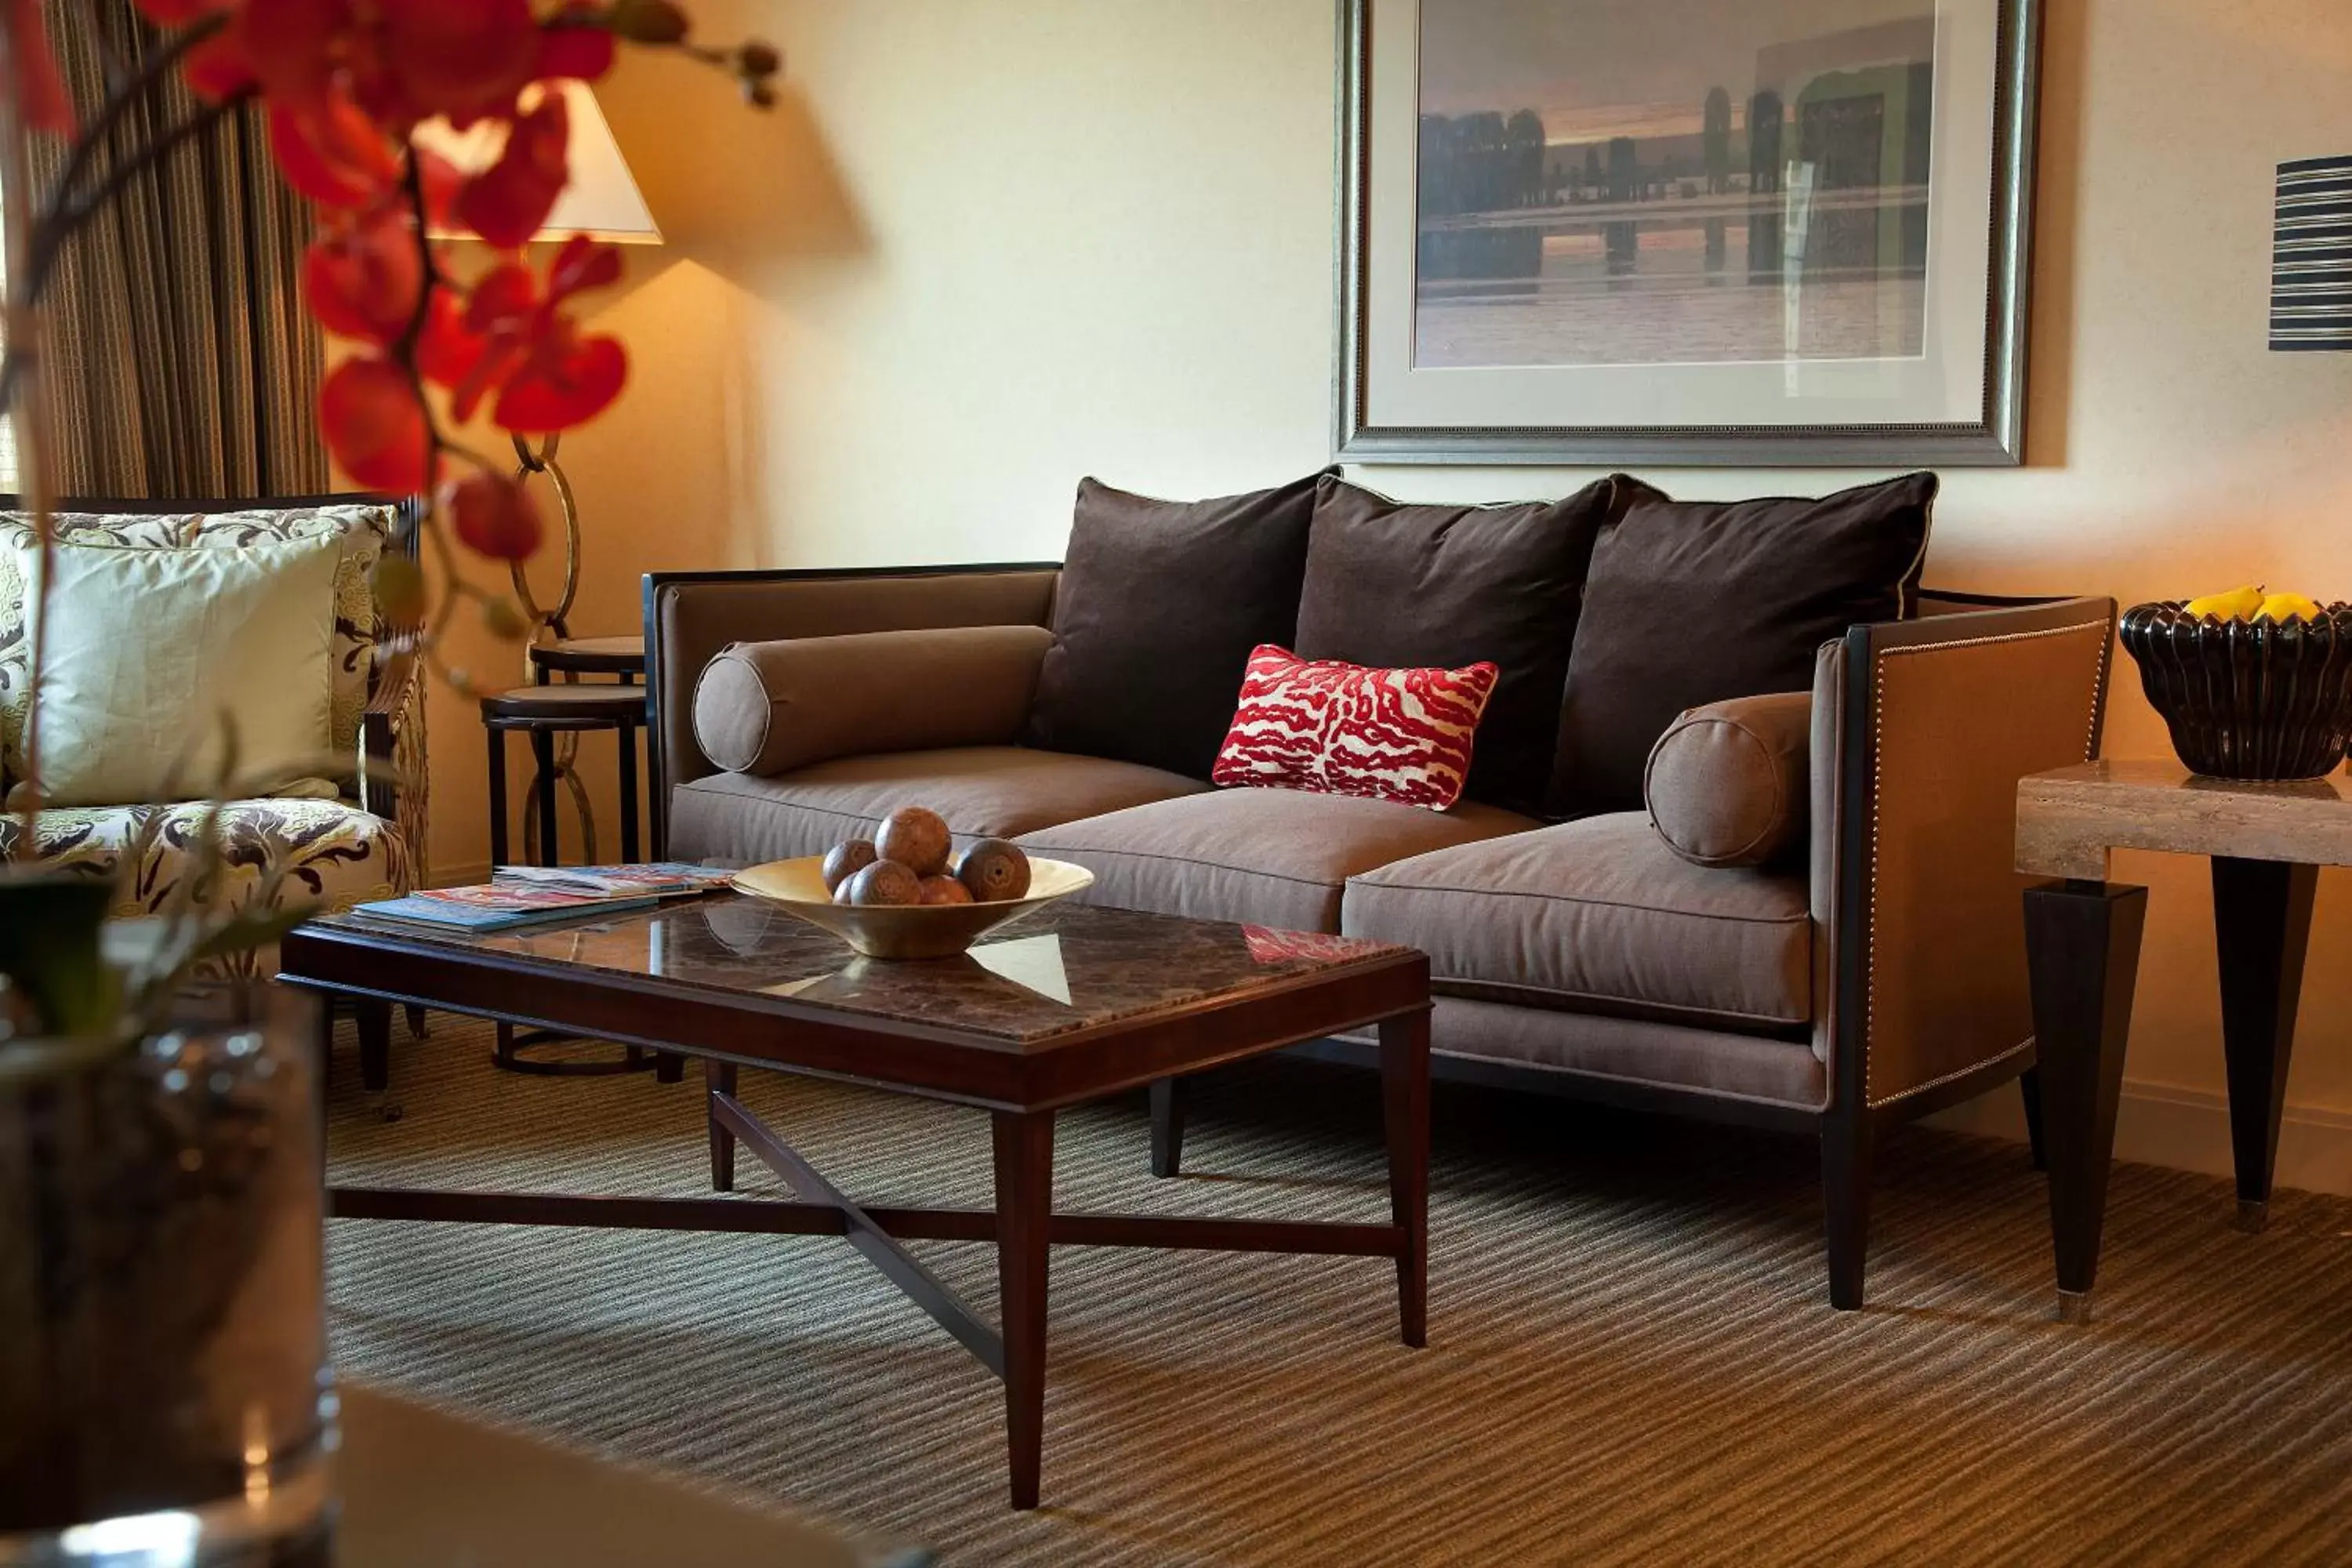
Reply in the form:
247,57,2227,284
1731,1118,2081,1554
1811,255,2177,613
609,0,689,45
445,472,544,562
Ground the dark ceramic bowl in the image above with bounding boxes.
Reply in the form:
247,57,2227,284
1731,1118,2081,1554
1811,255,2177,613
2119,601,2352,779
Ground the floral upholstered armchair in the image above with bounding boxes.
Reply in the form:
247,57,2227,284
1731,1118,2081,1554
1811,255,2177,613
0,495,428,977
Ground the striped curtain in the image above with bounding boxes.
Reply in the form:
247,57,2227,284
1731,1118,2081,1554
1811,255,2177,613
24,0,327,497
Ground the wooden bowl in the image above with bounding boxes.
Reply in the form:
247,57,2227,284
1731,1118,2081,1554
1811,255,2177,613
729,855,1094,960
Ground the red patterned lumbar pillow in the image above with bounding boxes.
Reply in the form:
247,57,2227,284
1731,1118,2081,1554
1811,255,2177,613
1210,644,1500,811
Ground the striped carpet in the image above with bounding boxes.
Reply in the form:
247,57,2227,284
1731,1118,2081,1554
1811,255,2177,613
325,1014,2352,1566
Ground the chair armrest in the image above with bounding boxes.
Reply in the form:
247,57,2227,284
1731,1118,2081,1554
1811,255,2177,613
1811,596,2118,1115
644,564,1059,854
358,645,428,884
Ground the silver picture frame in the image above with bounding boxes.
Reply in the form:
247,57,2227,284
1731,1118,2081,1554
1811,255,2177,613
1334,0,2043,466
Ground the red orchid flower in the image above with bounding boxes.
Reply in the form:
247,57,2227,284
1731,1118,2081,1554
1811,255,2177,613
302,203,423,347
381,0,539,124
319,355,433,493
456,91,571,249
269,96,403,209
536,8,617,85
415,289,488,389
446,470,543,562
6,0,77,132
495,328,624,434
443,236,628,434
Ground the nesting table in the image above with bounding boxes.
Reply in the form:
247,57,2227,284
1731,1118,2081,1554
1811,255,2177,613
2017,759,2349,1318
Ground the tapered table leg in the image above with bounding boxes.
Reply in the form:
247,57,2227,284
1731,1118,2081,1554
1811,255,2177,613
2024,880,2148,1322
706,1060,739,1192
1381,1007,1432,1348
1148,1076,1184,1178
2211,857,2317,1232
314,993,338,1140
356,999,392,1093
992,1110,1054,1510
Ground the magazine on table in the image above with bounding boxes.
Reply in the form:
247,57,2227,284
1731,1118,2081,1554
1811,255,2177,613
351,891,666,932
488,862,735,900
354,862,731,931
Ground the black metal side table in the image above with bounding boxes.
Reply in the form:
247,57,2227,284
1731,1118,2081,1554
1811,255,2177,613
528,633,645,684
483,684,647,869
479,682,675,1080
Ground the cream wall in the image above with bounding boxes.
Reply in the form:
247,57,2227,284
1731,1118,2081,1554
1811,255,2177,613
434,0,2352,1188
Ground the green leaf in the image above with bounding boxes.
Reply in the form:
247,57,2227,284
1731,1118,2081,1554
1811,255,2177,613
191,905,320,964
0,869,122,1037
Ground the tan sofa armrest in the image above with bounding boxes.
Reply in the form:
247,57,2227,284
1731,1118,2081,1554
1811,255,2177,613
1812,595,2118,1113
646,565,1060,851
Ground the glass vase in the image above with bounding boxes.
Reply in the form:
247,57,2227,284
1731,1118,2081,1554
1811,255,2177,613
0,985,332,1565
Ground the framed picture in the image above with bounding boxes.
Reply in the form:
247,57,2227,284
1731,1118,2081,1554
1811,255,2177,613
1335,0,2042,466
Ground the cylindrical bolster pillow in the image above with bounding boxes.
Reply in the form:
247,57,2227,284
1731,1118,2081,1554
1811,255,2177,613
1643,691,1813,869
693,623,1054,776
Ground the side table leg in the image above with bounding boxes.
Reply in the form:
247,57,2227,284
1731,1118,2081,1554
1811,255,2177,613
356,1000,391,1094
2212,857,2318,1232
1148,1076,1184,1178
992,1109,1054,1510
486,725,509,868
530,729,561,867
2024,879,2147,1323
706,1060,738,1191
314,993,338,1129
618,720,641,864
1381,1007,1432,1348
2019,1067,2049,1171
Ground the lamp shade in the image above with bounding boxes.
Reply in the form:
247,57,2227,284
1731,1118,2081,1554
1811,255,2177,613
412,82,661,245
2270,154,2352,351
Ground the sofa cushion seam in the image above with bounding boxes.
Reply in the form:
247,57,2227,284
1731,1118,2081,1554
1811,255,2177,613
1018,839,1371,891
1345,878,1808,926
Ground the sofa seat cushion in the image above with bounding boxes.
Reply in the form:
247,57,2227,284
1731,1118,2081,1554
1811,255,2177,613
1338,997,1826,1111
665,746,1207,866
1017,786,1537,933
1341,811,1811,1033
0,798,412,980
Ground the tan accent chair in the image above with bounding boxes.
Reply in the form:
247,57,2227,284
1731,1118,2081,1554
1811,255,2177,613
647,566,2115,1308
0,494,428,1088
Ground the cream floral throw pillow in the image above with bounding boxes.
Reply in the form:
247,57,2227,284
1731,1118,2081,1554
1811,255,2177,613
0,503,392,766
2,533,343,808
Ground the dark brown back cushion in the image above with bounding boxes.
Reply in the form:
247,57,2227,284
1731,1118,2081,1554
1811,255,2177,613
1294,474,1622,815
1551,472,1937,815
1026,474,1322,779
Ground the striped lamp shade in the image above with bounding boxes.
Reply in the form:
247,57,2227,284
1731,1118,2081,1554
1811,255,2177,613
2272,155,2352,350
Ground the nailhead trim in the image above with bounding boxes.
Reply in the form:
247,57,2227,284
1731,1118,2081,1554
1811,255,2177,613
1863,620,2110,1108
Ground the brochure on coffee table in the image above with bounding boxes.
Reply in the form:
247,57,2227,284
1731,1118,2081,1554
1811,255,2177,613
490,863,735,900
353,891,666,932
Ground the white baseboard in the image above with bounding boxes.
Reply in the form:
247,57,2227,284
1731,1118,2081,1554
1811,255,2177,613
1929,1080,2352,1198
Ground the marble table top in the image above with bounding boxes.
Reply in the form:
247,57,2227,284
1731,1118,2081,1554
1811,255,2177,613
2016,758,2352,879
324,896,1410,1046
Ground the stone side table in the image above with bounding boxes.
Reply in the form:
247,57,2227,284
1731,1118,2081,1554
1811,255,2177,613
2016,758,2350,1319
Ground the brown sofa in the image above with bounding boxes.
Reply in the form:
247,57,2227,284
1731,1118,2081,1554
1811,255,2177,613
645,564,2116,1308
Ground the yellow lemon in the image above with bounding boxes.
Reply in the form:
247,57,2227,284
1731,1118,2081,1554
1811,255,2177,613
2255,592,2325,623
2183,584,2265,622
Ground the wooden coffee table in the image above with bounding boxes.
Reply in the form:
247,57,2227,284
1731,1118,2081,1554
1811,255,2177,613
279,896,1432,1509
